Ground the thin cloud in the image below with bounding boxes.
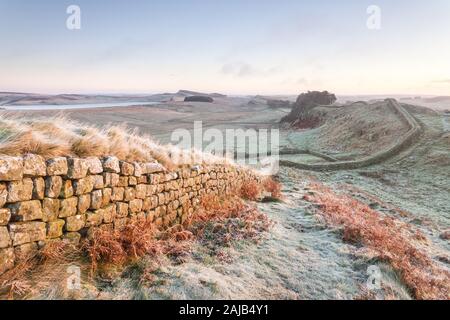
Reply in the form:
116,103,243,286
221,62,282,78
431,79,450,84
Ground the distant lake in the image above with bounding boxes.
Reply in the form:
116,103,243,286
0,101,160,111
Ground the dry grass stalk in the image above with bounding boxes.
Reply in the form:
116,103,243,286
0,116,234,168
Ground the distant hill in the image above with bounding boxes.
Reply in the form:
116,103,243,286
177,90,226,98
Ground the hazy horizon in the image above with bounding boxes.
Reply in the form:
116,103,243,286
1,0,450,95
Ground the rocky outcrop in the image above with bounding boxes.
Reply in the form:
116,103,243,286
0,155,259,275
281,91,337,125
184,96,214,103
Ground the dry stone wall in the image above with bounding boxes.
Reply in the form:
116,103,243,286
0,155,259,275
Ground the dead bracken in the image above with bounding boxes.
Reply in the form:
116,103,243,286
303,182,450,300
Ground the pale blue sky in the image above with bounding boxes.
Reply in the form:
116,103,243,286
1,0,449,95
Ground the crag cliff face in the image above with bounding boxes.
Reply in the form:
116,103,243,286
281,91,337,125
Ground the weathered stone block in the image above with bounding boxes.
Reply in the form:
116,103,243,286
42,198,60,222
60,180,74,198
102,188,112,207
90,190,103,210
23,154,46,176
59,197,78,218
118,176,129,187
7,178,33,203
0,226,11,248
46,219,65,238
103,172,119,187
116,202,129,218
102,156,120,173
78,194,91,214
0,208,11,225
148,174,160,185
0,248,14,275
150,195,159,209
65,214,86,232
92,175,104,189
73,176,94,195
111,187,125,201
46,157,68,176
137,176,147,184
128,176,137,186
158,193,165,206
135,184,146,199
67,158,88,179
45,176,62,198
8,200,43,221
0,183,7,207
124,187,136,202
146,184,156,197
146,210,155,223
86,157,103,174
9,221,46,246
120,161,134,176
133,162,144,177
85,211,103,227
145,162,166,174
142,197,151,211
129,199,143,214
14,242,38,262
102,205,116,223
62,232,81,245
0,156,23,181
114,218,128,230
31,177,45,200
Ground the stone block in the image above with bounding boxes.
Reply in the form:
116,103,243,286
102,156,120,173
23,154,46,176
46,157,68,176
103,172,119,187
59,197,78,218
115,202,129,218
46,219,65,238
90,190,103,210
129,199,143,214
124,187,136,202
0,156,23,181
85,211,103,227
0,226,11,248
8,200,43,221
92,175,104,189
102,188,112,207
73,176,94,195
45,176,63,198
7,178,33,202
86,157,103,174
120,161,134,176
0,208,11,225
65,214,86,232
111,187,125,201
67,158,88,179
42,198,60,222
60,180,74,198
32,177,45,200
78,194,91,214
9,221,46,246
